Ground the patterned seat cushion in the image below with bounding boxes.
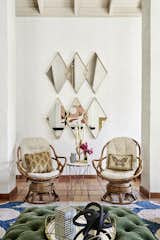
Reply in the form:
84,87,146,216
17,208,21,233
25,151,53,173
3,206,156,240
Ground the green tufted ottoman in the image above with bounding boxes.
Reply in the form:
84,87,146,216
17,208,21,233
3,206,156,240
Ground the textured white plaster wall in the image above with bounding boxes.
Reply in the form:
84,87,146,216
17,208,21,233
141,0,160,193
16,17,141,174
150,0,160,192
0,0,16,193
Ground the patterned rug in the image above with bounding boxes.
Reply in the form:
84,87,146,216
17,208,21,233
0,201,160,239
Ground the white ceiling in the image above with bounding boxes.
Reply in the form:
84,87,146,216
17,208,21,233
16,0,142,17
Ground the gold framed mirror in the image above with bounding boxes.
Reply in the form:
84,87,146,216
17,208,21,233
86,53,108,93
87,98,107,138
46,53,67,93
67,52,87,93
67,98,87,137
46,98,67,139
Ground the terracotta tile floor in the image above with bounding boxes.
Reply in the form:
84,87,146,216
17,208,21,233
6,176,152,203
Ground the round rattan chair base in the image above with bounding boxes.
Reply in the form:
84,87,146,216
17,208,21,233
101,182,137,204
25,180,59,204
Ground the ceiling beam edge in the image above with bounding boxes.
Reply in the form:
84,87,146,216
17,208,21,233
33,0,43,15
74,0,79,16
138,0,142,10
107,0,112,15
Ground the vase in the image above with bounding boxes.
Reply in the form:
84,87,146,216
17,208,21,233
84,153,88,163
70,153,77,163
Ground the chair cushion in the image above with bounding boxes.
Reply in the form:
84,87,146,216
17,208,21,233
101,169,135,180
107,154,133,171
25,152,53,173
107,137,139,170
20,138,51,169
28,170,59,180
3,206,156,240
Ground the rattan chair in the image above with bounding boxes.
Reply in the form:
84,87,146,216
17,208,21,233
17,137,66,204
92,137,142,204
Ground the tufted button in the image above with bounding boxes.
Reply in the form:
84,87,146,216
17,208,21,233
124,227,133,232
18,218,28,224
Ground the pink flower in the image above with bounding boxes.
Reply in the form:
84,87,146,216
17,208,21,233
80,142,93,155
88,149,93,155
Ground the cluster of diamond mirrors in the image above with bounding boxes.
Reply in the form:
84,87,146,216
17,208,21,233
46,52,108,139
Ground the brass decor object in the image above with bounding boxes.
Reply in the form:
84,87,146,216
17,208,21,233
17,137,66,204
92,137,142,204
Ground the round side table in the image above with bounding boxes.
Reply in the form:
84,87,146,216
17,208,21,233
66,162,91,200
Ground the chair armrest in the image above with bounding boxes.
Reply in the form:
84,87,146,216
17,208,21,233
50,144,67,173
134,157,143,178
17,160,28,178
92,156,107,176
52,156,67,173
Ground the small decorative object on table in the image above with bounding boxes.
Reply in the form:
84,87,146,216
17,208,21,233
79,142,93,163
70,153,77,163
74,122,93,163
73,202,116,240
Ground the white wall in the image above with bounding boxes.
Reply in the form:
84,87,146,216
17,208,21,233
8,0,16,192
0,0,16,193
141,0,150,192
16,17,141,174
150,0,160,192
141,0,160,193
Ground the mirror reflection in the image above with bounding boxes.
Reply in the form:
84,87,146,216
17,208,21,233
46,53,67,93
87,98,107,138
67,53,87,93
67,98,88,136
47,99,67,138
86,53,108,93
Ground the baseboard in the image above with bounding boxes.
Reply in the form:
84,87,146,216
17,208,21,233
140,186,150,198
60,175,96,179
150,192,160,198
16,175,25,179
140,185,160,198
0,186,17,201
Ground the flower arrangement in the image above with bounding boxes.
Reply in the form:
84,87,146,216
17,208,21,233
80,142,93,161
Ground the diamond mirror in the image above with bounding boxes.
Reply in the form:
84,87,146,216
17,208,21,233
67,98,87,137
46,53,67,93
67,53,87,93
47,99,67,139
87,98,107,138
86,53,108,93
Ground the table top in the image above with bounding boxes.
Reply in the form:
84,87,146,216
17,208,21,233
67,161,90,167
